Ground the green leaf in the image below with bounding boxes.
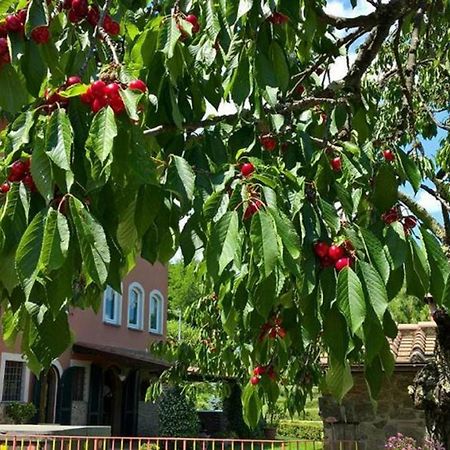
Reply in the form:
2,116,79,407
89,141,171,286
336,267,366,335
384,222,407,270
323,306,349,364
237,0,253,20
405,240,430,299
319,197,340,232
0,0,16,14
39,209,70,274
326,357,353,403
15,210,46,299
205,0,221,40
119,89,141,122
45,109,73,171
69,197,110,285
206,211,240,278
397,150,421,193
269,41,289,91
250,210,280,279
331,105,348,135
9,111,35,152
162,16,181,59
0,65,28,114
242,383,262,428
372,164,398,212
30,140,53,202
166,155,195,207
269,208,301,260
86,106,117,164
359,228,390,283
358,261,388,324
25,0,49,35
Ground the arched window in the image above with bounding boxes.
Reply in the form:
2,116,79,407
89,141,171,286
128,283,144,330
149,290,164,335
103,286,122,325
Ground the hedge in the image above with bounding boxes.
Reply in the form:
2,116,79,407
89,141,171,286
277,420,323,440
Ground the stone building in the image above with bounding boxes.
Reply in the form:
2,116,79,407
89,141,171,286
320,322,437,449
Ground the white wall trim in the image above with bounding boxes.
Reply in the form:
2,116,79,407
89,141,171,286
51,359,63,378
0,352,30,402
127,282,145,330
70,360,91,403
148,289,164,335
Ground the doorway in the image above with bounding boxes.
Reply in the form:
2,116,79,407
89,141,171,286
102,368,122,435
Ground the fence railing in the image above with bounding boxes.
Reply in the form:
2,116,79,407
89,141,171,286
0,435,362,450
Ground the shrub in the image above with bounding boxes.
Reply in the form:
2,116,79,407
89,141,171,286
158,387,200,437
277,420,323,440
385,434,445,450
5,402,36,424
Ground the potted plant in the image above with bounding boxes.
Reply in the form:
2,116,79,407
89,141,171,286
263,403,283,440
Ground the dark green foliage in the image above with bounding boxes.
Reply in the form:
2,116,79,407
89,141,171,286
158,387,201,437
5,402,37,424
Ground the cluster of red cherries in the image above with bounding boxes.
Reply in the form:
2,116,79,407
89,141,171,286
258,316,286,342
43,75,83,112
1,158,35,193
80,78,147,114
64,0,120,35
259,134,277,152
314,241,353,271
251,365,277,385
382,206,417,233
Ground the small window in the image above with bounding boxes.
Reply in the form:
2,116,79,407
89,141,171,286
2,361,25,401
149,290,164,335
103,286,122,325
128,283,144,330
72,367,85,401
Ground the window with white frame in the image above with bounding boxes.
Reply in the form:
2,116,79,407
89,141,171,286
149,290,164,335
128,283,144,330
103,286,122,325
0,354,30,402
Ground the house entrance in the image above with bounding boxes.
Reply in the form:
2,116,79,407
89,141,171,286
102,368,122,435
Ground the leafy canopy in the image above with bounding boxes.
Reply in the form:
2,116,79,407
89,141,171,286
0,0,449,427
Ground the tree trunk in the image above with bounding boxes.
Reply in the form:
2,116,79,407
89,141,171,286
410,308,450,448
38,371,48,424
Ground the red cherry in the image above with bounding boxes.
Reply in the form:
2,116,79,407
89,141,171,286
321,256,334,268
109,96,125,115
328,245,345,261
277,327,286,339
91,97,106,113
267,366,277,381
295,84,305,95
68,9,82,23
335,257,351,272
31,26,51,44
90,80,106,97
0,182,10,193
0,37,7,52
10,160,27,178
17,10,27,25
63,0,73,10
240,162,255,178
260,134,277,151
80,86,93,104
104,82,120,98
23,158,31,172
244,199,263,220
253,366,266,376
107,21,120,36
5,15,23,32
383,149,395,162
129,79,147,93
268,12,289,25
23,174,36,191
86,6,99,25
382,212,398,225
250,376,260,386
404,215,417,229
185,14,200,33
67,75,82,86
331,157,342,172
314,241,329,259
71,0,88,16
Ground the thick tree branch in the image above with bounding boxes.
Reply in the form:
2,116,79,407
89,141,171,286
420,184,450,212
398,191,446,241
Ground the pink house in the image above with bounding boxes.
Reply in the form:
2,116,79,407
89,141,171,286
0,259,169,436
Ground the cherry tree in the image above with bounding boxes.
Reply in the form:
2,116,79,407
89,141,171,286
0,0,449,443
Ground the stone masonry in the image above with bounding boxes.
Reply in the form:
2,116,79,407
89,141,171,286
319,371,426,450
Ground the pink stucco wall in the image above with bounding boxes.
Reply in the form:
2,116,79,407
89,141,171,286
69,259,168,353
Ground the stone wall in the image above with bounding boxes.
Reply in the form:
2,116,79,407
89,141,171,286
71,401,88,426
319,371,426,450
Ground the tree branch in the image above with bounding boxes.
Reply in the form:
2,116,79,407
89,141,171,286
420,184,450,212
143,97,351,136
398,191,446,241
417,90,450,131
